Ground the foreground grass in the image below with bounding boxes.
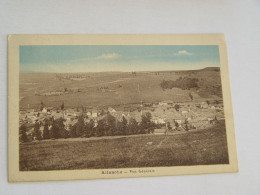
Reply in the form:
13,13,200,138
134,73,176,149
20,121,229,171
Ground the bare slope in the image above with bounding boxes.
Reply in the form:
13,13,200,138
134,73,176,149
19,120,228,171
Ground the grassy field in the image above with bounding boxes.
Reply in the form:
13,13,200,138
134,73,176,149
19,68,223,110
19,121,229,171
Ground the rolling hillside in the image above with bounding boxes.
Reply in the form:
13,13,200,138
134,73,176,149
19,67,223,110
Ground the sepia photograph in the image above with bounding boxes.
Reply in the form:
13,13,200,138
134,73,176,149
8,34,238,182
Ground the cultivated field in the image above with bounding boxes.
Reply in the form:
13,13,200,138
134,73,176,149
19,121,229,171
19,67,223,110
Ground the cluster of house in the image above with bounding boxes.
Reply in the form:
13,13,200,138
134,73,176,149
19,99,224,137
20,107,100,130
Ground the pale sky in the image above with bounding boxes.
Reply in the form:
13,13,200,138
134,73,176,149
20,45,220,72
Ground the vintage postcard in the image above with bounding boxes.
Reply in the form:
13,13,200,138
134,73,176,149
8,34,238,182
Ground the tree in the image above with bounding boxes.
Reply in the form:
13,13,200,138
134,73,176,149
96,119,106,137
50,117,66,139
61,101,65,110
86,119,95,137
69,124,77,138
160,78,199,90
70,115,85,137
43,123,50,139
121,116,128,135
76,115,85,137
50,121,59,139
174,104,180,111
116,121,123,135
115,116,128,136
100,109,106,116
174,120,179,128
166,122,172,130
106,113,117,136
20,124,28,142
60,127,69,138
189,93,193,100
184,118,189,131
140,112,153,134
128,118,139,134
33,121,42,140
40,101,45,111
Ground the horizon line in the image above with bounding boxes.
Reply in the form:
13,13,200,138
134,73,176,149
20,66,219,74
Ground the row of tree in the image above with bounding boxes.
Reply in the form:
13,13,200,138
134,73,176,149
20,117,69,142
20,112,158,142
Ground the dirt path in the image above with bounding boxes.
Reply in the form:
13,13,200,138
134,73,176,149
38,133,156,143
29,124,217,144
34,130,192,144
85,77,136,88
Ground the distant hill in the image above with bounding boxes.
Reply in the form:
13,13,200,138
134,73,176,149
200,67,220,72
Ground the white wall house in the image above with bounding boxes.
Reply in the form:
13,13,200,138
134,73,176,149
42,107,47,113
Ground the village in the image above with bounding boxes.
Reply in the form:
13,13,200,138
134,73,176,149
19,99,225,141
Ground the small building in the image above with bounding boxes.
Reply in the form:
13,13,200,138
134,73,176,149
175,119,182,124
200,102,208,109
92,112,98,118
157,118,166,124
108,107,116,113
41,107,48,113
152,118,166,124
159,102,168,106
